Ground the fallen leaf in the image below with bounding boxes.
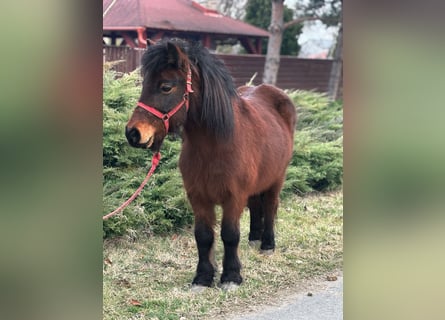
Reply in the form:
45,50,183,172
104,258,112,266
129,299,142,307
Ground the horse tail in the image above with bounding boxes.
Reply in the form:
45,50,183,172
260,84,297,134
276,93,297,134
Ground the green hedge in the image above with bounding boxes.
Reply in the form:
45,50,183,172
103,68,343,238
282,90,343,196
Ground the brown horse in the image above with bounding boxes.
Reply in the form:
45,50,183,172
126,39,296,291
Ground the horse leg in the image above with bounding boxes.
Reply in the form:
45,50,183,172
247,193,265,248
220,199,244,290
190,199,216,291
260,183,282,255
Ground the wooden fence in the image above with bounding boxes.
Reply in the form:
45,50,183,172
103,46,335,93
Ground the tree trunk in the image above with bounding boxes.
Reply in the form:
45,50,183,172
327,23,343,100
263,0,284,85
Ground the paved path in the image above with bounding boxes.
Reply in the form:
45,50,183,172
229,276,343,320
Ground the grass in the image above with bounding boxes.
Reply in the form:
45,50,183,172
103,191,343,319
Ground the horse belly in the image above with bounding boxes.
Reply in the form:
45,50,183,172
246,136,293,195
179,158,232,205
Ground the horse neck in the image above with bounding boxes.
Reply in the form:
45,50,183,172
183,84,203,129
182,99,221,150
182,110,215,146
183,111,237,161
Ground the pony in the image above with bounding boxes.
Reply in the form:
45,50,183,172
125,39,296,291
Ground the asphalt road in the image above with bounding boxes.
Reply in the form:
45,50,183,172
229,276,343,320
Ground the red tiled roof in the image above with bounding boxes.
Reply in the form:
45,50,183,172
103,0,269,37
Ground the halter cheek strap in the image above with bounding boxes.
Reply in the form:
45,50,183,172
137,66,194,133
137,96,187,133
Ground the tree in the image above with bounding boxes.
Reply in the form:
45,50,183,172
217,0,248,20
263,0,342,97
263,0,285,85
262,0,319,84
245,0,302,55
327,20,342,100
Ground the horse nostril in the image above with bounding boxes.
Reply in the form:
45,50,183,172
125,126,141,147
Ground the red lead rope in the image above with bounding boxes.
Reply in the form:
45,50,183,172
103,152,161,220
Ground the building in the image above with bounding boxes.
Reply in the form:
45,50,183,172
103,0,269,54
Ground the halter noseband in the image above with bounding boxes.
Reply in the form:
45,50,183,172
136,66,194,133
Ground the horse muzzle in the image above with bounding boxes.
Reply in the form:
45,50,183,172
125,125,154,149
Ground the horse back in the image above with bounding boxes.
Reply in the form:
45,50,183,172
238,84,297,134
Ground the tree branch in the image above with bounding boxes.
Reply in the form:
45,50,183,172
283,16,320,29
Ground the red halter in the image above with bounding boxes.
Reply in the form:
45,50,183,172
136,66,194,133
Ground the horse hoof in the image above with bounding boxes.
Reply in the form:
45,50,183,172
260,249,274,256
248,240,261,248
220,282,240,292
190,285,208,293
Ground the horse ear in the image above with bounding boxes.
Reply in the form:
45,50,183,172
167,42,181,68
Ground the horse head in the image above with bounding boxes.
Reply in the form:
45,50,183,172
126,40,193,151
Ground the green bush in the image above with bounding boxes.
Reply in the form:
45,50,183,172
103,68,343,238
282,90,343,196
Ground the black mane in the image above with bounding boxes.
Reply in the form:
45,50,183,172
141,39,238,139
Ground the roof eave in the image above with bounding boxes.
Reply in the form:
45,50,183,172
104,26,145,31
103,26,269,38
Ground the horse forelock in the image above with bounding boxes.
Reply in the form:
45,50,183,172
141,39,237,140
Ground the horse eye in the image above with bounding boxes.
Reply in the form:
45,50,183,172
160,84,173,93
